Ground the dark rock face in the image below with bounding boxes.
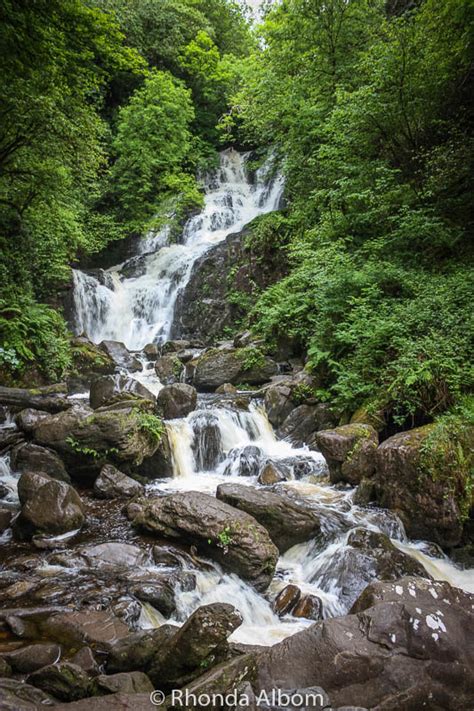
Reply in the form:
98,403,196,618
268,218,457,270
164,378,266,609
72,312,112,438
155,355,182,385
264,383,295,428
107,626,177,674
38,610,130,653
11,442,70,482
292,594,323,621
374,424,470,547
27,662,92,701
279,404,336,447
99,341,142,373
133,491,279,591
0,385,71,413
2,643,61,673
147,603,242,690
156,383,197,419
0,677,55,709
216,483,321,553
315,424,378,485
135,428,174,479
311,527,430,610
255,577,474,710
14,408,50,433
190,412,223,471
92,671,154,695
90,375,155,410
93,464,143,499
193,348,278,391
14,472,85,538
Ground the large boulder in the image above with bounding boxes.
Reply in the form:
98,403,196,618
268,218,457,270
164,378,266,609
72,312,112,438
10,442,70,483
135,427,174,479
156,383,197,420
0,385,71,413
37,610,130,653
107,626,177,674
314,424,378,485
155,355,183,385
90,375,155,410
264,383,295,428
0,678,55,709
99,340,142,373
374,423,473,547
278,404,336,447
254,577,474,710
32,406,163,478
216,483,321,553
68,336,115,392
147,603,242,690
14,472,85,539
27,662,92,701
14,408,50,434
193,348,277,391
93,464,143,499
133,491,279,591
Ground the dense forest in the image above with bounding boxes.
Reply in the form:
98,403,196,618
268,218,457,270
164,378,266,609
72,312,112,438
1,0,473,431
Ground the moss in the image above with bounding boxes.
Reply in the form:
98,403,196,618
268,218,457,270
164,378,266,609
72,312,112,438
236,346,266,372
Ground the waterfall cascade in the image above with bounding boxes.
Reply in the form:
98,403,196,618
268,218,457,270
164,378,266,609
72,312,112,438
72,150,284,349
0,148,471,648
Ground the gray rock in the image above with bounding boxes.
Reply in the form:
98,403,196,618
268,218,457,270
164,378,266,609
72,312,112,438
193,347,278,391
107,626,177,673
11,442,70,483
156,383,197,419
264,383,295,428
134,491,279,591
93,671,154,695
3,643,61,673
315,424,378,485
279,404,336,447
14,408,50,433
0,678,55,709
99,340,142,372
155,354,182,385
216,483,321,553
93,464,143,499
90,374,155,409
27,662,92,701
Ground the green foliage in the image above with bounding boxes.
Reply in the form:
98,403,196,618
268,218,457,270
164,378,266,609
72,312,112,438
233,0,474,423
135,411,165,446
237,347,267,372
0,301,72,383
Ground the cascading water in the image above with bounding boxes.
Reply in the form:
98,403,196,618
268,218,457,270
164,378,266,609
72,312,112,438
72,149,284,349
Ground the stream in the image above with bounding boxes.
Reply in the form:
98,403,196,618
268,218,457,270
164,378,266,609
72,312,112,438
1,149,472,649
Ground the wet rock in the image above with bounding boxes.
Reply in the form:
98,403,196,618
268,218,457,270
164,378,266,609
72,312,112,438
156,383,197,419
93,671,154,695
143,343,159,360
258,460,287,485
255,577,474,710
14,472,85,538
216,383,238,394
90,375,155,410
155,354,182,385
162,340,191,354
93,464,143,499
111,597,142,628
190,412,223,471
279,404,336,447
352,477,375,505
147,603,242,689
193,347,278,391
451,544,474,569
264,383,294,428
0,508,13,532
0,384,71,413
374,424,472,547
223,445,264,477
0,659,11,677
14,408,50,433
79,542,150,569
27,662,92,701
3,643,61,673
135,427,173,479
39,610,130,653
315,424,378,485
107,625,177,673
99,340,142,373
312,527,430,610
11,442,70,482
0,678,55,709
33,406,162,477
17,470,51,504
216,483,321,553
273,585,301,616
52,694,157,709
134,491,279,591
292,594,322,621
70,647,100,676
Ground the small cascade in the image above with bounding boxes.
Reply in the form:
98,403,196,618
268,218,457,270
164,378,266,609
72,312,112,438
72,149,284,349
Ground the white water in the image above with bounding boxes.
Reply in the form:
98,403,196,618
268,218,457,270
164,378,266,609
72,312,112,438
72,150,284,349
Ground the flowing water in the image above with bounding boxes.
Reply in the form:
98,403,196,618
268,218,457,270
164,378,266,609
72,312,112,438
1,149,472,647
72,149,284,349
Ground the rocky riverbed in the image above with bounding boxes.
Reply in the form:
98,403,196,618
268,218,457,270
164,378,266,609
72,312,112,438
0,333,472,710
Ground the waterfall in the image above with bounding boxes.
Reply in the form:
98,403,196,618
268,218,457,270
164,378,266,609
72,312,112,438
72,149,284,349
